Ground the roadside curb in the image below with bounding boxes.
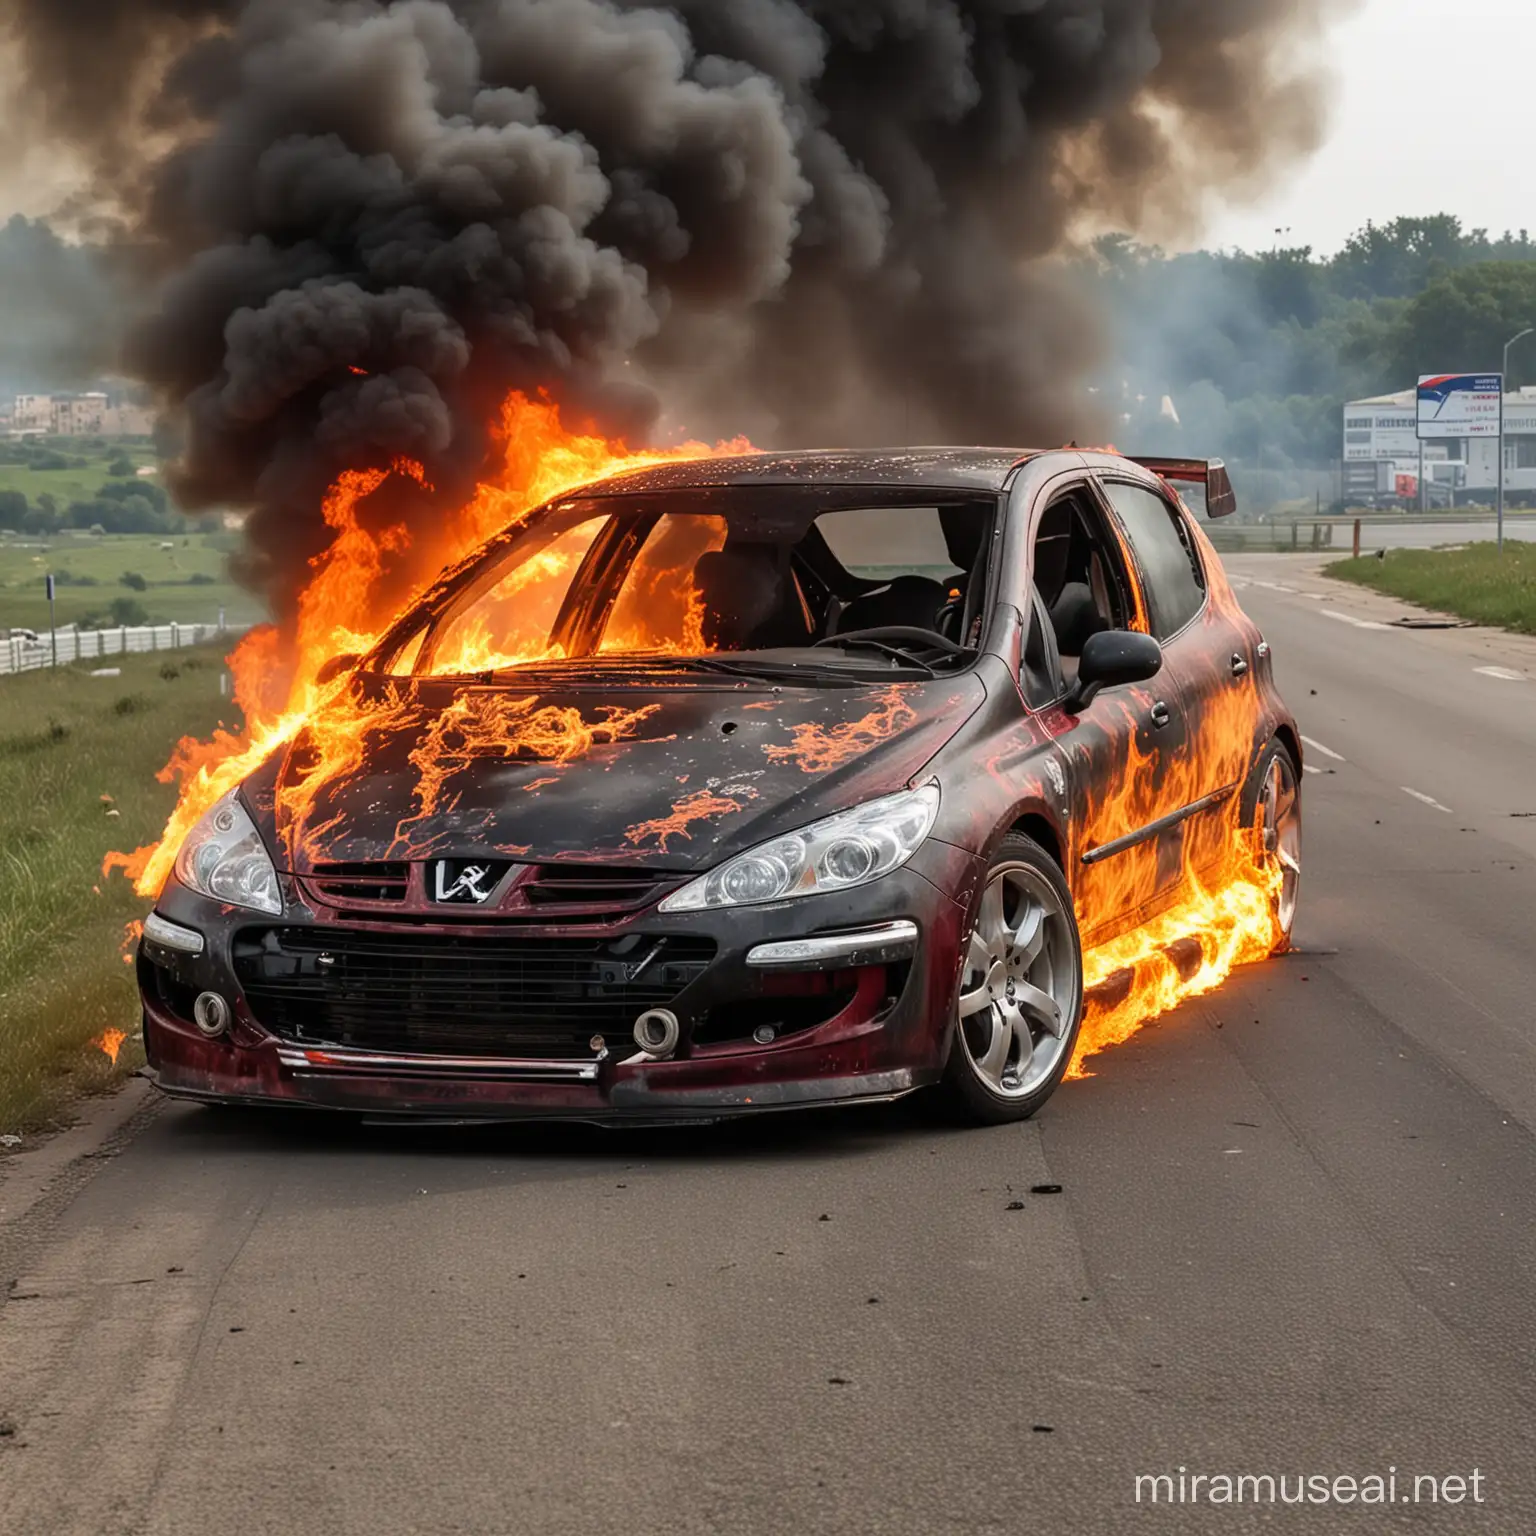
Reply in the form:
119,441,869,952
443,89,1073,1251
0,1077,162,1239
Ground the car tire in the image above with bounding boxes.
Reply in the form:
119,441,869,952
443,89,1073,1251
1248,738,1302,956
938,832,1085,1126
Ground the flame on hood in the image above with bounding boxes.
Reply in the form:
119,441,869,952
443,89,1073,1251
105,391,753,896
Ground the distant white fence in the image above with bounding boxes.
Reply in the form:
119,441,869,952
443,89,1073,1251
2,623,251,677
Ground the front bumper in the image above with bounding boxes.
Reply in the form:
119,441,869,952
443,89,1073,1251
138,842,982,1124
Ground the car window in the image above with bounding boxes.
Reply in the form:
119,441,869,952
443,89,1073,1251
1022,486,1139,707
376,492,997,679
423,517,609,673
602,515,729,653
814,506,958,580
1099,481,1206,640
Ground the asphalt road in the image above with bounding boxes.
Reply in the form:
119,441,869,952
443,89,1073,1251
3,553,1535,1535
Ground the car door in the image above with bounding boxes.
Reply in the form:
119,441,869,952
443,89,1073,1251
1019,476,1192,947
1095,474,1245,891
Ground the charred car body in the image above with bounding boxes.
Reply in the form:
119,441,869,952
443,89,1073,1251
138,449,1302,1125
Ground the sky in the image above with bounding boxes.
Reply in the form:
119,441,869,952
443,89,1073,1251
1204,0,1534,256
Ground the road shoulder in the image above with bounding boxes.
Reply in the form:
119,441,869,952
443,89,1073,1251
0,1078,161,1247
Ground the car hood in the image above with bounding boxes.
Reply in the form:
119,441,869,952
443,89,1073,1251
244,673,987,875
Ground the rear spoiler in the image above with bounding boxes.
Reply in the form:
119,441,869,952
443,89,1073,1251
1127,458,1238,520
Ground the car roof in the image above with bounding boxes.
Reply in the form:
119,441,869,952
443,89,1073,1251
586,448,1054,497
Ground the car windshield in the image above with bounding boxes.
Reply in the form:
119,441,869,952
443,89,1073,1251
372,488,996,680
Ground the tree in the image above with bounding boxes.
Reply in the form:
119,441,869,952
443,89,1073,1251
0,490,27,531
120,570,148,591
1330,215,1474,301
108,597,149,626
1389,264,1536,384
107,454,136,478
95,478,169,516
1253,249,1322,329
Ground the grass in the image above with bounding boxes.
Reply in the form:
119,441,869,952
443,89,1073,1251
0,442,161,509
0,644,240,1136
0,531,266,630
1329,542,1536,636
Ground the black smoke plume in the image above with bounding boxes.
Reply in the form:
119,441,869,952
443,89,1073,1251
1,0,1337,620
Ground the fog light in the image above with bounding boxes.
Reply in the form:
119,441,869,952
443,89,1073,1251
193,991,231,1039
753,1025,778,1046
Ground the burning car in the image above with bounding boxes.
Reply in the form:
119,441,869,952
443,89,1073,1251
136,447,1301,1125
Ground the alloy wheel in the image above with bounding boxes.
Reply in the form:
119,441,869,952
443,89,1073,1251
1260,752,1302,938
955,865,1080,1100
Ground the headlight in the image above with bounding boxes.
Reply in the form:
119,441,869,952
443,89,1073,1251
174,793,283,915
660,786,940,913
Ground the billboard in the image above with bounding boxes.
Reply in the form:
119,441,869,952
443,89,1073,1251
1418,374,1503,439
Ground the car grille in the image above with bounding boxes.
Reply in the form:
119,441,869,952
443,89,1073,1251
521,865,668,909
309,862,411,903
295,862,678,924
234,928,716,1059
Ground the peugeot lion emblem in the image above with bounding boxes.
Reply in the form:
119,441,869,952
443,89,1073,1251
432,861,500,905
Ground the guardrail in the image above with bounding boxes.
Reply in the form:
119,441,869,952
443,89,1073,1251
1206,523,1339,554
2,622,250,677
1206,509,1536,554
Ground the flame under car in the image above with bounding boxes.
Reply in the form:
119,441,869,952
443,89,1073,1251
137,449,1301,1125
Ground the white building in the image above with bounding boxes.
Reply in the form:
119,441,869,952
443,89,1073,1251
51,393,109,436
103,403,156,437
12,394,53,434
1344,387,1536,504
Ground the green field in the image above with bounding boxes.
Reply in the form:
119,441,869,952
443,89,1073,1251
0,531,266,630
1330,543,1536,636
0,440,161,510
0,644,239,1134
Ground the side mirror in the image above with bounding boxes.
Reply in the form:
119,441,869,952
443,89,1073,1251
1205,460,1238,520
316,653,362,687
1065,631,1163,714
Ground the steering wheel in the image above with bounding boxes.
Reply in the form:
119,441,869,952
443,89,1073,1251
815,625,970,658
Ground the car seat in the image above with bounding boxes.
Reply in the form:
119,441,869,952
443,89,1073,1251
693,545,786,649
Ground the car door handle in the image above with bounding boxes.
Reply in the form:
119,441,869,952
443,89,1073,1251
1230,653,1250,679
1150,701,1173,730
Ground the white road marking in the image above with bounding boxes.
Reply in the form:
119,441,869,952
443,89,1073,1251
1401,787,1454,815
1475,666,1526,682
1303,765,1325,776
1321,608,1393,632
1301,735,1347,762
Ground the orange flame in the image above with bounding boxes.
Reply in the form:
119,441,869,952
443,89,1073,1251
387,693,662,858
625,787,753,853
105,392,753,897
93,1028,128,1066
1068,531,1287,1076
765,686,918,775
1072,818,1282,1077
